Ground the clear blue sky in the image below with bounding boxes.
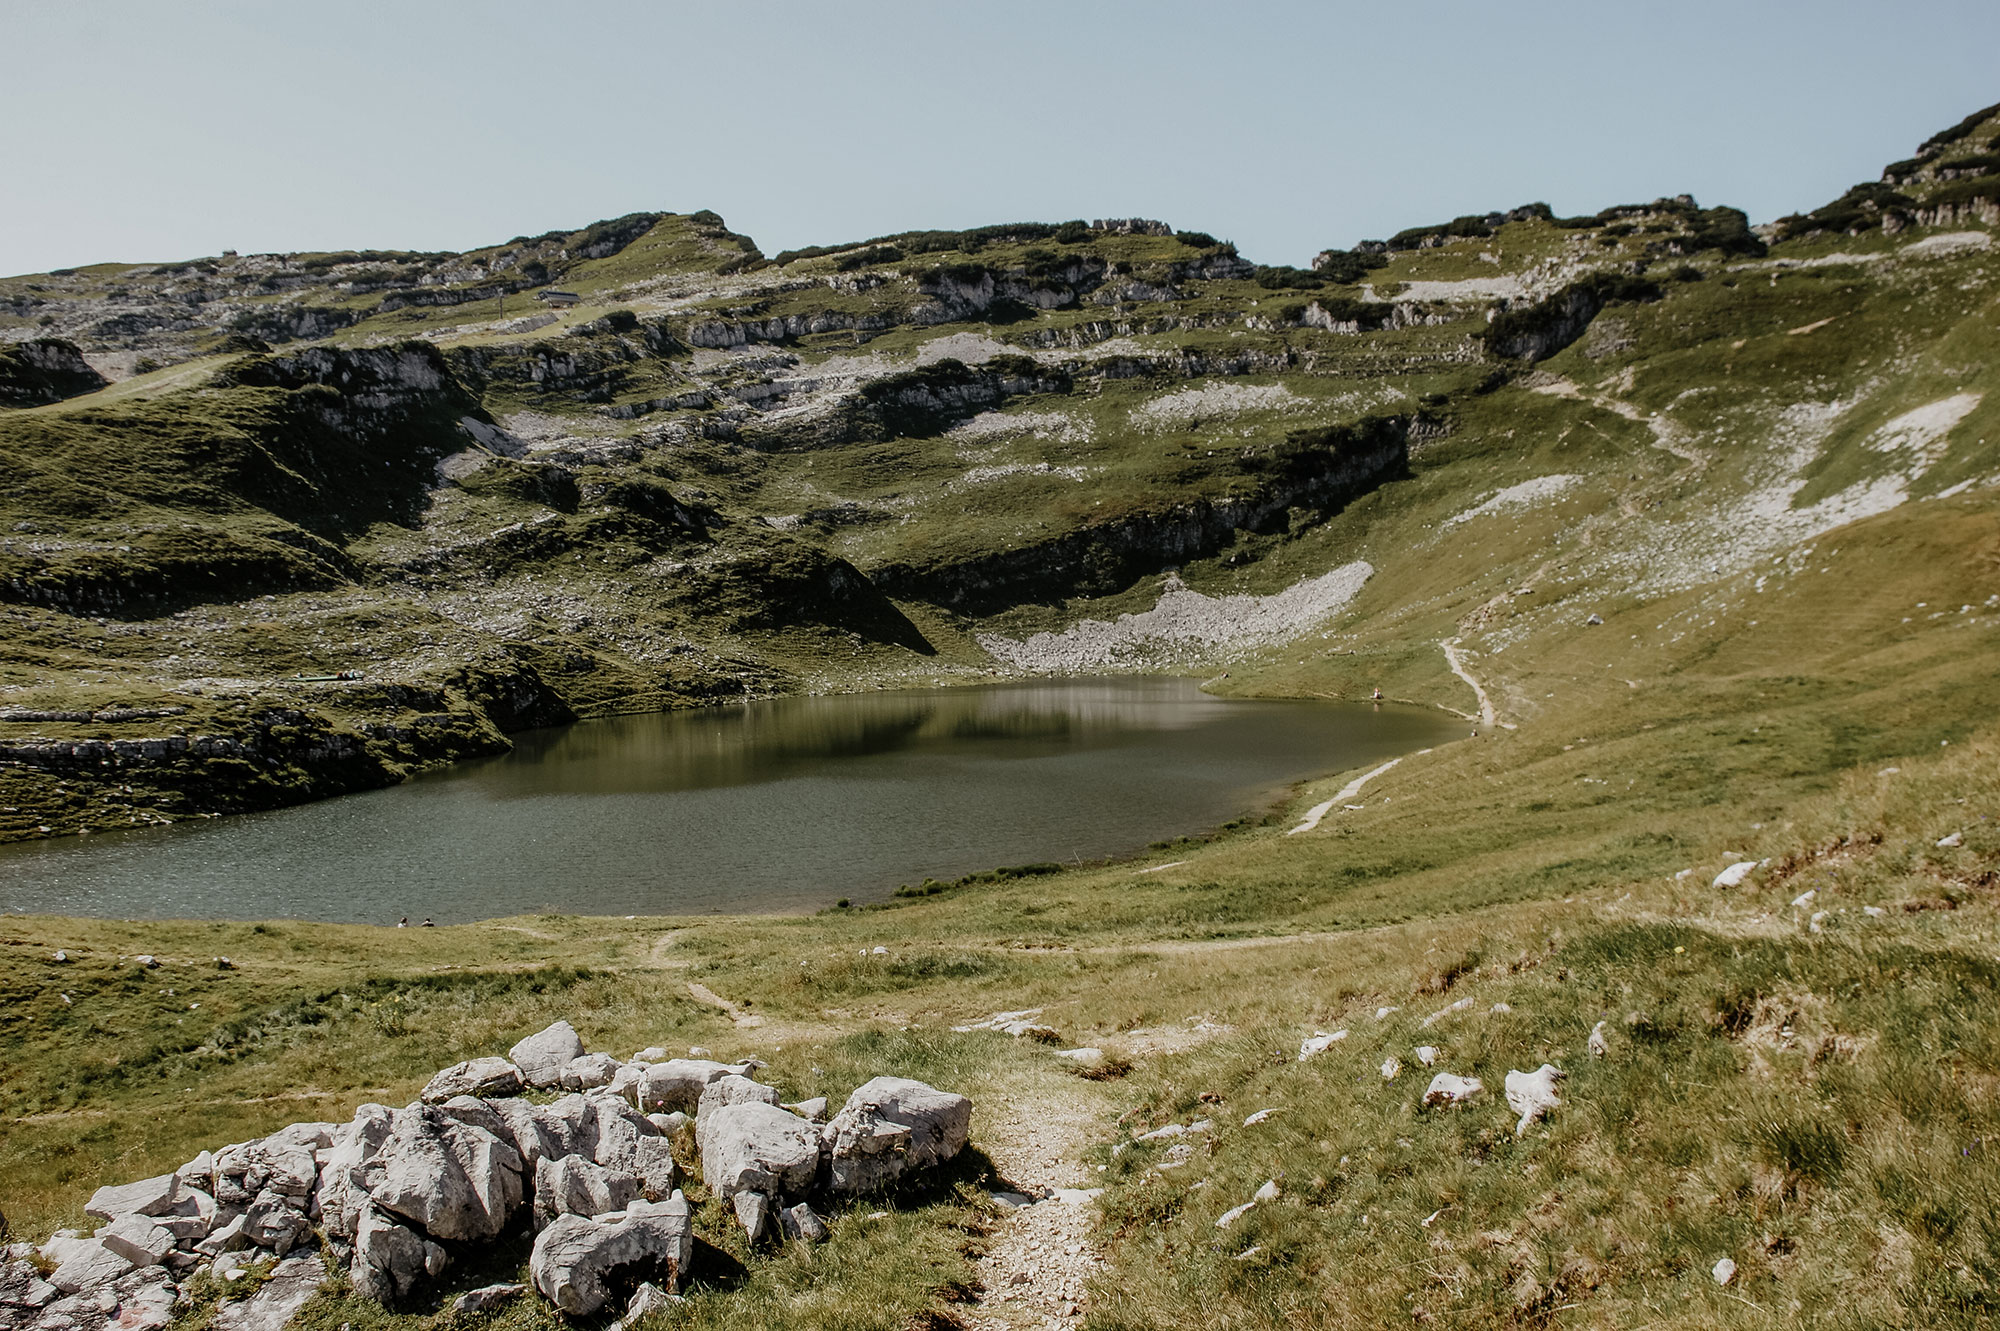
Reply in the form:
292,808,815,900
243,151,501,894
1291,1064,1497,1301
4,0,1995,277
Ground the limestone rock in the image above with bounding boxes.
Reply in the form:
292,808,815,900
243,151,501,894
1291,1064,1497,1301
1421,1073,1484,1107
359,1106,523,1242
822,1077,972,1196
208,1253,325,1331
638,1059,740,1113
421,1057,524,1104
196,1214,249,1257
49,1240,134,1294
242,1189,311,1254
783,1097,829,1122
1503,1065,1565,1136
451,1283,526,1315
1589,1021,1610,1059
95,1216,173,1266
559,1052,623,1091
1712,861,1758,889
349,1202,439,1306
700,1102,822,1202
213,1139,316,1207
310,1104,394,1240
778,1202,829,1243
510,1020,586,1088
534,1155,639,1227
695,1074,782,1138
85,1176,180,1223
528,1195,693,1315
1298,1030,1348,1060
614,1280,681,1330
0,1257,59,1311
731,1189,770,1241
607,1063,648,1103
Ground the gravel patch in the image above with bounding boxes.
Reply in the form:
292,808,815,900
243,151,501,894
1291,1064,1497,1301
1442,475,1582,528
980,564,1372,671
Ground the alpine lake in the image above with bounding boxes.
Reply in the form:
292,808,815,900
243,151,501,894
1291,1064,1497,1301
0,678,1462,923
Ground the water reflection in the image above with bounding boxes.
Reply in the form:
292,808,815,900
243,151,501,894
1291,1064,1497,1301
0,679,1458,924
498,679,1227,795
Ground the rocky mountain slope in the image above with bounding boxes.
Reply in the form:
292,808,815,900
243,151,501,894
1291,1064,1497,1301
1,106,1997,842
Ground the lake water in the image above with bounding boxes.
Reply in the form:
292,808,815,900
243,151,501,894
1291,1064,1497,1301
0,678,1458,924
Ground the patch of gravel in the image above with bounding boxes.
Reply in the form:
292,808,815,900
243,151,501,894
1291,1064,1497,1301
1864,392,1983,468
916,331,1019,365
1901,231,1994,259
1128,382,1304,432
980,564,1372,671
1442,475,1582,528
949,410,1094,446
964,1090,1112,1330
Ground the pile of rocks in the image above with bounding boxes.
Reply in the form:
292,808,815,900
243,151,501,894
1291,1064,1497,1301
1,1019,972,1329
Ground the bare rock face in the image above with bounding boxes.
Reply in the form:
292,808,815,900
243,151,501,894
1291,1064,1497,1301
84,1176,180,1224
638,1059,738,1113
559,1053,623,1091
95,1216,174,1267
350,1202,445,1306
700,1102,823,1205
241,1189,311,1255
534,1155,638,1227
48,1240,134,1294
311,1104,395,1241
213,1139,317,1210
510,1021,586,1089
422,1057,524,1104
529,1196,693,1315
357,1106,523,1242
822,1077,972,1196
695,1075,781,1146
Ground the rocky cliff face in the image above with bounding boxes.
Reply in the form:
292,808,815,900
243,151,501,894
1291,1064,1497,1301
0,338,106,406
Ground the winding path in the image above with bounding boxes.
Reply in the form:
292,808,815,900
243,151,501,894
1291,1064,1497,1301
1440,638,1497,729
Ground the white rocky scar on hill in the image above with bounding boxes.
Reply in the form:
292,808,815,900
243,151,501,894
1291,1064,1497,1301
1442,475,1582,528
1128,382,1306,432
979,563,1373,671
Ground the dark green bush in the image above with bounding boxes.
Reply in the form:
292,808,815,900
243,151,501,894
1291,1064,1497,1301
1253,265,1323,291
1918,100,2000,155
1310,248,1389,283
1174,230,1219,249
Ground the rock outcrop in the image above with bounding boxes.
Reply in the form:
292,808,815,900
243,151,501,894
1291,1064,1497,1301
23,1018,974,1325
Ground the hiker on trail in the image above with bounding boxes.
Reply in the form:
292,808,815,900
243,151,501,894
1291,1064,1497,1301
421,917,434,927
397,917,408,928
1372,687,1383,701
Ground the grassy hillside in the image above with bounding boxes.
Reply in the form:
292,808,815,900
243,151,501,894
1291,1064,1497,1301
0,100,1998,1331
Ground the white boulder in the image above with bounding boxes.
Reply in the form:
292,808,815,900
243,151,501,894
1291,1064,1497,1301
421,1057,524,1104
529,1196,693,1315
510,1020,587,1089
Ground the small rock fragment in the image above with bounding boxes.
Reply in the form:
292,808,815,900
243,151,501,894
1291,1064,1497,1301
1215,1201,1255,1228
452,1283,527,1314
1252,1179,1280,1203
1298,1030,1348,1060
1381,1056,1401,1080
1415,1045,1440,1066
1588,1021,1609,1059
1243,1108,1280,1126
1938,832,1964,848
1712,1256,1737,1286
1421,1073,1483,1107
1503,1065,1565,1136
1713,861,1758,889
